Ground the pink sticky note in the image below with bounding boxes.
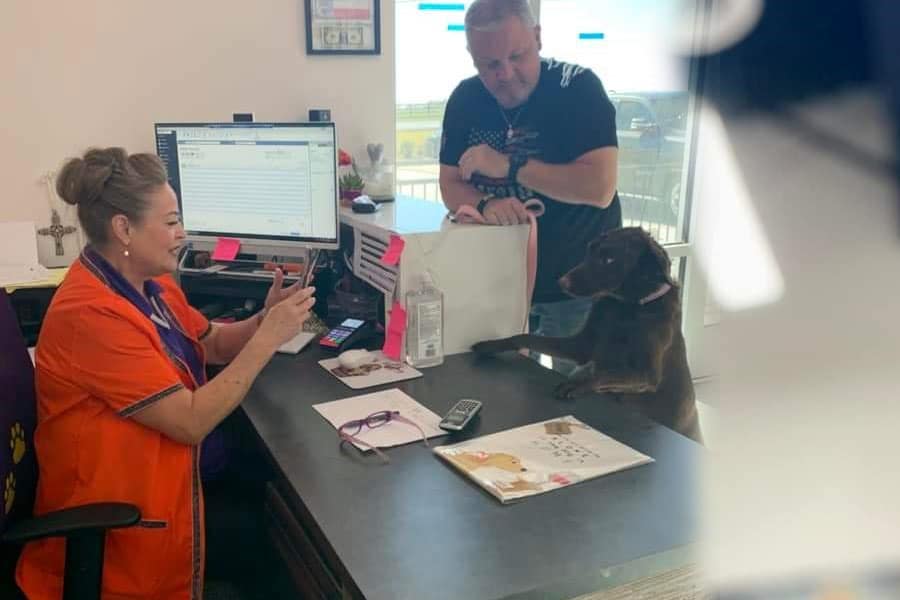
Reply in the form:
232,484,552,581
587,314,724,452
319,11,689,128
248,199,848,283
382,301,407,360
211,237,241,261
380,234,405,266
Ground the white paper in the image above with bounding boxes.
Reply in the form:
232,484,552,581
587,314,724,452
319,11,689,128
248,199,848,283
0,264,52,288
318,350,422,389
0,221,52,287
0,221,40,265
313,388,445,451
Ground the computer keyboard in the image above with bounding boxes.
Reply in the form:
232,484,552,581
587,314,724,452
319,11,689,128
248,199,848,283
277,331,317,355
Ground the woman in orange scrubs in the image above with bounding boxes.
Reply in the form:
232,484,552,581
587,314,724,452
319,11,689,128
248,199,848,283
16,147,316,599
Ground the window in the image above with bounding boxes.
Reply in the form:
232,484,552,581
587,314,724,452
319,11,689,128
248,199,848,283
539,0,697,244
394,0,715,377
615,100,654,131
395,0,699,242
395,1,478,201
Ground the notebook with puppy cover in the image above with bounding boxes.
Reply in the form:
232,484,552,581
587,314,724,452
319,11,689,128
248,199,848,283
433,415,653,503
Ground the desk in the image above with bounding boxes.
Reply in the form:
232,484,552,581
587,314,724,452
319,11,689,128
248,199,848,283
241,348,701,600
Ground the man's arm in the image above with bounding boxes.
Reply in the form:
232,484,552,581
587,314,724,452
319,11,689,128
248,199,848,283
512,65,618,208
457,144,618,209
440,163,530,225
517,147,617,208
439,164,484,213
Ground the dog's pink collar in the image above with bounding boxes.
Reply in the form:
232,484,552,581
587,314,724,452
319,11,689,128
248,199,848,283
639,283,672,305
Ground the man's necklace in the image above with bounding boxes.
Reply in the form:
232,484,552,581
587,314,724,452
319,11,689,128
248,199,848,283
498,102,527,141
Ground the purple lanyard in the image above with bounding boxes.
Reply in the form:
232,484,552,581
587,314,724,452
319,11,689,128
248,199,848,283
81,248,206,387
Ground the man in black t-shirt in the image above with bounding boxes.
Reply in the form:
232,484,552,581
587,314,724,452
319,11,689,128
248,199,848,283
439,0,621,373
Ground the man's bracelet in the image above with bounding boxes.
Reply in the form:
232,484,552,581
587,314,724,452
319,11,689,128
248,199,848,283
476,193,496,215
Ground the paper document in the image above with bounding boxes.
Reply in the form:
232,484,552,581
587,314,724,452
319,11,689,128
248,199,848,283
4,267,68,292
0,264,52,289
0,221,52,288
313,388,446,452
0,221,40,265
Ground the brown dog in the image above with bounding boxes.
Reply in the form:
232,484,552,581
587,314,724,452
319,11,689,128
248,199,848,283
473,227,701,443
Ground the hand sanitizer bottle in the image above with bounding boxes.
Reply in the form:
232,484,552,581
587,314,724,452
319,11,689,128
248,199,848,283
406,272,444,368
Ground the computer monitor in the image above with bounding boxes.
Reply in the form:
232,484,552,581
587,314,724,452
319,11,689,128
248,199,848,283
154,122,340,255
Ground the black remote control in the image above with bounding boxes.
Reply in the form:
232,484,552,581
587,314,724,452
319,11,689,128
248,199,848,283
439,398,482,432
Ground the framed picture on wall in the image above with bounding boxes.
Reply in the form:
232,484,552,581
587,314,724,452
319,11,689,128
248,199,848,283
305,0,381,55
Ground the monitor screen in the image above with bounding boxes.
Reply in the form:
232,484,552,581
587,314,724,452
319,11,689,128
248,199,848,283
154,122,339,251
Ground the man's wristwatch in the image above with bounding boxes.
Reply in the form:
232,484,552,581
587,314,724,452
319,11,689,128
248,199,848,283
507,152,528,184
476,193,496,215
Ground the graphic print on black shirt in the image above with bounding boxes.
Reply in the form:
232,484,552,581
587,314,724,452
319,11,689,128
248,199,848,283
441,58,623,303
467,121,541,200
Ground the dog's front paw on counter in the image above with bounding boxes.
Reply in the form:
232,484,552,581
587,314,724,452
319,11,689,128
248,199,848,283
554,380,588,400
472,339,507,355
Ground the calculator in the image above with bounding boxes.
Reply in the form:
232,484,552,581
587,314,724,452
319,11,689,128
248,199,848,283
318,318,370,352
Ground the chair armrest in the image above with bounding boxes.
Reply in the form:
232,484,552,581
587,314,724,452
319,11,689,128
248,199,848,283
1,503,140,544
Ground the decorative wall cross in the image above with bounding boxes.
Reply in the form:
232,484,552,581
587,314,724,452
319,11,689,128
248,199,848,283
38,209,77,256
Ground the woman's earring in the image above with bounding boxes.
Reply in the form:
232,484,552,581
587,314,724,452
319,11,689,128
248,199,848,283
123,247,130,257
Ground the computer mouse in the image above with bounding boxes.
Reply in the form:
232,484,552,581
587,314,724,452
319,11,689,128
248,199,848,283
337,349,374,369
351,195,378,213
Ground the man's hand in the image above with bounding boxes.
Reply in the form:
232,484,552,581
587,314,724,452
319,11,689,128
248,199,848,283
483,197,530,226
458,144,510,181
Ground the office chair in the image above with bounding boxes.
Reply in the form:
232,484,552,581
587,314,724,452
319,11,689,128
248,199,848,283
0,289,140,600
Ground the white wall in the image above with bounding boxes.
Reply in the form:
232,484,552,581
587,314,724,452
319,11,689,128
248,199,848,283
0,0,394,264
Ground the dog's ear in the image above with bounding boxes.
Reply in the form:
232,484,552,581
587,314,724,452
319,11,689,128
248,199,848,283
620,229,675,301
615,228,646,265
618,228,670,276
642,232,675,285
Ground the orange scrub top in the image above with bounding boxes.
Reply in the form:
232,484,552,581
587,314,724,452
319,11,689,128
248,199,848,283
17,254,211,600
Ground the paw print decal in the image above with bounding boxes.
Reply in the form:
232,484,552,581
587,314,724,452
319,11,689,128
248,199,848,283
3,472,14,515
10,422,26,465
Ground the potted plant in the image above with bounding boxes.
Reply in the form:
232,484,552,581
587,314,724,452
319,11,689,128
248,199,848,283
338,149,364,203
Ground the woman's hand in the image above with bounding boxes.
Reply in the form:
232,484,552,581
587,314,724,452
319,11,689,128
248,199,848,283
256,286,317,349
263,268,303,313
